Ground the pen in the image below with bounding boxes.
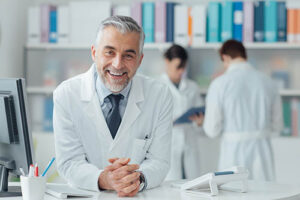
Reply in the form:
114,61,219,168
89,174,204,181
42,157,55,177
34,163,39,177
28,164,34,177
214,171,234,176
19,168,26,176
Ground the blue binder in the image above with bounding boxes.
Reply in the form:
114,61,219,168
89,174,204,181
142,2,155,43
254,1,264,42
49,10,57,43
174,106,205,125
166,2,175,42
277,2,287,42
233,2,243,42
221,1,233,42
264,1,277,42
208,2,221,42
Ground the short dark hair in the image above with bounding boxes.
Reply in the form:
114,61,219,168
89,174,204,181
164,44,188,69
219,39,247,60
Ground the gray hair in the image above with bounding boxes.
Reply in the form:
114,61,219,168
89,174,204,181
95,15,145,54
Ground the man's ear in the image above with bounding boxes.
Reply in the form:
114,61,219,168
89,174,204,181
138,53,144,66
91,45,96,61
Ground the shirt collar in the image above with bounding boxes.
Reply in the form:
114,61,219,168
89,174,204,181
226,61,252,73
94,65,132,104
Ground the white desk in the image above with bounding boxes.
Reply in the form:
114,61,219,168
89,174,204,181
5,180,300,200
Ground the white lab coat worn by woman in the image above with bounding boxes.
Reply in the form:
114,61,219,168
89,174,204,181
160,74,204,180
204,62,283,181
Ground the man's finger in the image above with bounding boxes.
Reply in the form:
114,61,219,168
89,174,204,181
108,157,119,164
119,172,140,184
120,180,140,195
105,158,131,171
113,164,139,175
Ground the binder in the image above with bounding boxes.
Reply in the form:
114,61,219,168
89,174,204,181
254,1,264,42
142,2,155,43
174,4,189,46
57,6,69,43
49,7,57,43
191,5,206,45
166,2,175,42
40,4,54,43
243,1,254,42
264,1,277,42
27,6,41,43
113,5,131,16
155,1,166,43
277,2,287,42
131,2,142,26
233,2,243,42
207,2,221,42
221,1,233,42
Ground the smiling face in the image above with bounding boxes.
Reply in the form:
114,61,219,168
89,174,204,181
91,26,144,93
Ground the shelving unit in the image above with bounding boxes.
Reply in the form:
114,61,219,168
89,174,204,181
25,42,300,50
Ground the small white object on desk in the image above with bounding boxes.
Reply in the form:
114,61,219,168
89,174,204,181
181,166,249,196
46,183,93,199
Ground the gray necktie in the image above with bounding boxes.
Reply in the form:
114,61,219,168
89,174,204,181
106,94,123,139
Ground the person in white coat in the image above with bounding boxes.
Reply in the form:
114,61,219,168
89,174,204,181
159,44,204,180
53,16,173,197
203,40,283,181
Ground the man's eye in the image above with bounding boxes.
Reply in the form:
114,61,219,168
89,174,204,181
125,54,133,59
106,51,114,55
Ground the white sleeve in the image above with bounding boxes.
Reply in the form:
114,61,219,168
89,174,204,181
271,89,283,135
203,80,224,138
53,86,102,192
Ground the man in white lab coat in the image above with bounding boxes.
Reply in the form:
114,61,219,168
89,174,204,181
159,44,204,180
53,16,173,197
203,40,283,181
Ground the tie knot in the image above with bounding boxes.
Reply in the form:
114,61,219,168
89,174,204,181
108,94,123,106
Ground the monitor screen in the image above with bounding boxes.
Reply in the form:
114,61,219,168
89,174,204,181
0,78,34,197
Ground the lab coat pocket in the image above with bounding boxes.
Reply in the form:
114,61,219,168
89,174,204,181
130,139,146,164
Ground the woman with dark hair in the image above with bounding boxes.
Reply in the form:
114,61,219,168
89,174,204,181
159,44,204,180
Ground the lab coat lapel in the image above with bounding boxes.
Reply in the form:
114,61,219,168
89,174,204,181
80,65,113,144
110,76,144,150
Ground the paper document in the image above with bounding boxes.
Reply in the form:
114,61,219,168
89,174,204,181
174,106,205,125
46,184,93,199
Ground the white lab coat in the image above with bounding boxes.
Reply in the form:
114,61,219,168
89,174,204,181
159,74,204,180
203,62,283,181
53,65,173,191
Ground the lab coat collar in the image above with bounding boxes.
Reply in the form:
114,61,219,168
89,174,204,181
80,64,144,146
226,61,253,74
162,73,187,91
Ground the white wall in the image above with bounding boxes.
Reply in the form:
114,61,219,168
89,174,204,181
0,0,28,78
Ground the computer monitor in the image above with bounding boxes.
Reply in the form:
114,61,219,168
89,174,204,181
0,78,34,197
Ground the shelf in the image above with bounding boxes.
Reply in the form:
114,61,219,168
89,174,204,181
27,86,300,97
200,88,300,96
27,86,55,95
25,42,173,50
25,42,300,50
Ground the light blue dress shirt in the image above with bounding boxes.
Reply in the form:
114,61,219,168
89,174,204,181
94,67,131,120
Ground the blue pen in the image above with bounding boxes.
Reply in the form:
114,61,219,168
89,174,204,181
42,157,55,177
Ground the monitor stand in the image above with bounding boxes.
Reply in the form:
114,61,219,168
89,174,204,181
0,157,22,197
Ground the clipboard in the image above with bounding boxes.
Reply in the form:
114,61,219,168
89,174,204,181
173,106,205,125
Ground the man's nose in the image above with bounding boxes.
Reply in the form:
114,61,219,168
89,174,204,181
112,55,122,69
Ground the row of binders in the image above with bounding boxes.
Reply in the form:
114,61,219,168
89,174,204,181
27,1,300,46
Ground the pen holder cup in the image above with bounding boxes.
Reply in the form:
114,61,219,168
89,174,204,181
20,175,46,200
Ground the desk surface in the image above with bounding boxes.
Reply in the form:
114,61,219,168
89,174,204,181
5,180,300,200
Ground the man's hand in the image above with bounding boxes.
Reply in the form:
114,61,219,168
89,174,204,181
189,113,204,126
98,158,141,197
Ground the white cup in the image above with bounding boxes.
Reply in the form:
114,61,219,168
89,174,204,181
20,175,46,200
